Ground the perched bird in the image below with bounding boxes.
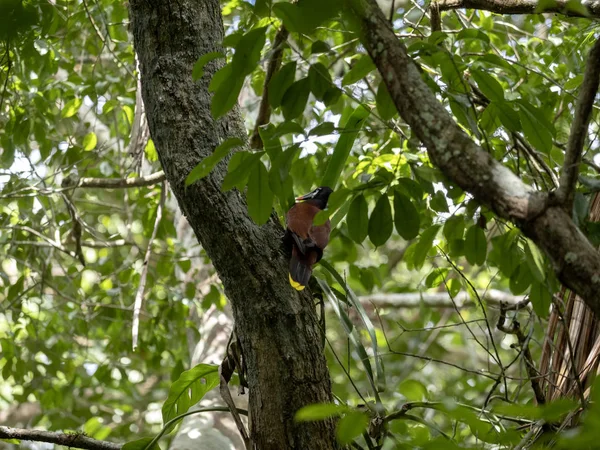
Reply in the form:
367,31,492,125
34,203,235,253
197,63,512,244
284,186,333,291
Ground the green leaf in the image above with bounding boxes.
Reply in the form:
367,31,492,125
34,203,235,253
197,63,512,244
273,0,340,34
309,122,335,137
272,3,304,33
186,138,244,186
564,74,584,91
443,215,464,241
61,98,82,118
82,132,97,151
426,267,449,288
369,194,393,247
269,61,296,108
430,190,448,212
456,28,490,44
222,152,263,191
308,63,332,100
494,100,521,132
311,40,331,54
209,64,232,93
509,263,532,295
162,364,219,423
464,225,487,266
145,140,158,162
321,105,369,188
281,78,310,120
247,162,274,225
413,225,441,269
231,27,267,76
192,52,225,81
376,82,396,121
342,55,376,86
399,379,428,401
122,437,159,450
211,74,243,119
336,411,369,445
530,281,552,319
295,403,348,421
254,0,271,16
470,69,504,102
525,240,545,283
347,195,368,243
518,102,554,153
393,191,420,240
323,86,342,107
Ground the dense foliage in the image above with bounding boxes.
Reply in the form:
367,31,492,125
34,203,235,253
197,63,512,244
2,0,600,448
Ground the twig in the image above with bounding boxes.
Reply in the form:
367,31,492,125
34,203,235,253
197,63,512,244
132,182,166,350
4,240,132,249
583,157,600,175
497,302,546,405
513,419,545,450
76,171,165,189
557,37,600,209
512,133,559,189
250,26,289,149
0,426,120,450
360,289,528,309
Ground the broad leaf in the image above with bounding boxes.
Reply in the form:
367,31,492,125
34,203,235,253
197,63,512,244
247,162,274,225
394,191,420,240
321,105,369,188
464,225,487,266
368,194,393,247
376,81,397,120
162,364,219,423
336,411,369,445
192,52,225,81
281,78,310,120
347,195,368,243
186,138,244,186
269,61,296,108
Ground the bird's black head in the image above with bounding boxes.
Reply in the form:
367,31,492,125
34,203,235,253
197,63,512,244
295,186,333,210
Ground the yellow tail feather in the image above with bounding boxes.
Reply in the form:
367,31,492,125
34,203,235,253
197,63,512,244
289,273,305,291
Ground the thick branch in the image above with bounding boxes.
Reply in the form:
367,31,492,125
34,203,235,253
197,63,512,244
557,37,600,208
0,426,120,450
76,171,165,189
349,0,600,318
435,0,600,19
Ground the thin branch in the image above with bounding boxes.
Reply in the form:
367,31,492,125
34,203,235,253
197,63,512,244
497,302,546,405
4,239,132,249
75,171,166,189
436,0,600,19
250,26,289,149
132,182,166,351
0,426,120,450
557,37,600,208
361,289,528,309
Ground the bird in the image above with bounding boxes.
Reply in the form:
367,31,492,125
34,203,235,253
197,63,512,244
284,186,333,291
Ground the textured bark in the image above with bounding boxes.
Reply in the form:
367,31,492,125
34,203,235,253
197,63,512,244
128,1,336,449
435,0,600,19
349,0,600,317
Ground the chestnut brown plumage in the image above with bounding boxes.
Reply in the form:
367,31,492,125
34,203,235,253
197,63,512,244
284,187,333,290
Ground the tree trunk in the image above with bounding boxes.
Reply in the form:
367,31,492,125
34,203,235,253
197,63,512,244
128,1,337,449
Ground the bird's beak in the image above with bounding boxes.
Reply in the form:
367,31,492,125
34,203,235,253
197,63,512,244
295,193,311,202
